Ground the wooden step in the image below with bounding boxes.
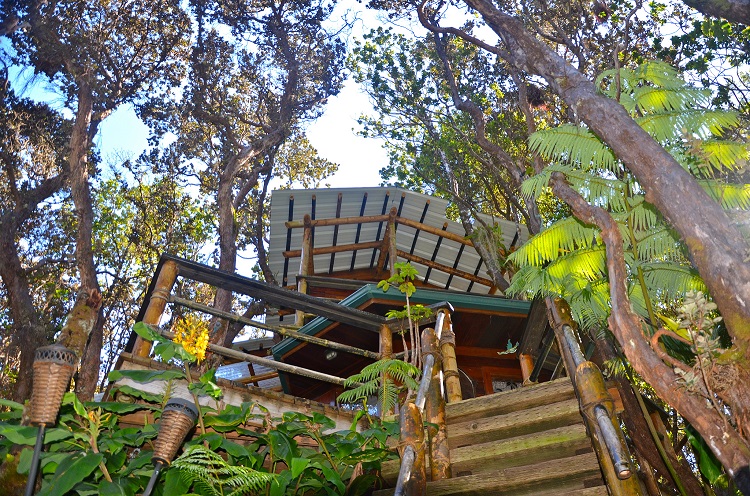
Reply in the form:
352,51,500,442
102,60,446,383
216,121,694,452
380,422,593,484
447,397,582,449
373,452,605,496
449,423,593,476
445,378,575,424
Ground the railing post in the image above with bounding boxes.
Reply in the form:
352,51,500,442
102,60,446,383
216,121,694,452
134,260,179,357
439,312,462,403
422,327,451,481
547,298,642,496
396,402,426,496
296,214,314,326
519,353,535,385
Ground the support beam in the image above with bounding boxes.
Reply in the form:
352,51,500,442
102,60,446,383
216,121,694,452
423,327,451,481
134,260,179,357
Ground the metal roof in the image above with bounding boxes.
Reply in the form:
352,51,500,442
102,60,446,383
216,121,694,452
268,187,528,294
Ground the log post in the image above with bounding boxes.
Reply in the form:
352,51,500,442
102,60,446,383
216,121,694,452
388,207,398,275
519,353,535,385
296,214,313,326
422,327,451,481
397,402,426,496
134,260,179,357
439,313,462,403
548,298,642,495
380,323,394,416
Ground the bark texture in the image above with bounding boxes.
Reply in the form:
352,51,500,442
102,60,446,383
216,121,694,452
463,0,750,361
681,0,750,25
550,172,750,486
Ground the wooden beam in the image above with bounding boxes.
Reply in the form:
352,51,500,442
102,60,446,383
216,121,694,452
396,216,474,247
285,214,390,229
396,250,494,287
134,260,179,357
283,240,381,258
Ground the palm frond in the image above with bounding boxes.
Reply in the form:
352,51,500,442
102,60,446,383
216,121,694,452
529,124,617,171
509,217,599,267
626,196,659,232
697,180,750,210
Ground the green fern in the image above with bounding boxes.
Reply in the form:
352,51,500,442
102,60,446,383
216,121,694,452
171,444,276,496
511,60,747,330
337,359,420,415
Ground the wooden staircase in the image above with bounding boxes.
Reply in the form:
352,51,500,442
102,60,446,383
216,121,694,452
375,378,608,495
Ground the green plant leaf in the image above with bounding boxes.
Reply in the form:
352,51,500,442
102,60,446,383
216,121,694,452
685,424,723,484
84,402,157,414
37,451,104,496
291,457,310,478
109,385,164,403
108,369,185,383
0,424,72,445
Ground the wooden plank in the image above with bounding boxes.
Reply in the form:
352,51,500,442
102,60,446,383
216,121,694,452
374,452,603,496
449,423,593,476
283,240,382,258
446,378,575,424
447,398,583,449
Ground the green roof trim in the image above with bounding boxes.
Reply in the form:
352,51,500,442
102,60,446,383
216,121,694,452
272,284,532,360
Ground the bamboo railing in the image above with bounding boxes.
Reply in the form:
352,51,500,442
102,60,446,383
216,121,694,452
394,311,455,496
547,298,642,495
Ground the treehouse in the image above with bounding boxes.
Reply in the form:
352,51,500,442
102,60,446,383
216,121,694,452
111,187,660,494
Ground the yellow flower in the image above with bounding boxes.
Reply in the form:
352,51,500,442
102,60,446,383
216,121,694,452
173,314,210,362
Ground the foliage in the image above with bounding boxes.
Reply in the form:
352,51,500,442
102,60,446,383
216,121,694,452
337,359,421,416
0,388,396,495
508,61,748,331
172,315,211,362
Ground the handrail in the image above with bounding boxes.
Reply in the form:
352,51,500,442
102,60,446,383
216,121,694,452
394,311,449,496
561,324,632,479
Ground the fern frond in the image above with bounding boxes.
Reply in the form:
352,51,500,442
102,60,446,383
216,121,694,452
545,246,607,281
508,217,599,266
637,110,738,141
506,265,565,298
172,445,276,496
697,180,750,210
633,86,711,113
635,225,684,262
529,124,617,171
640,262,707,297
694,140,749,174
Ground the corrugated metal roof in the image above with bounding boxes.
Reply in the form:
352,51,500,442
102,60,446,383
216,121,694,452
268,187,527,295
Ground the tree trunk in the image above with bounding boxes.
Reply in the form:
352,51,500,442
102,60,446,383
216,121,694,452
68,83,103,401
550,173,750,491
463,0,750,361
0,232,48,402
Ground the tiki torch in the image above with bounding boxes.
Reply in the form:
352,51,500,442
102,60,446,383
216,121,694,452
142,398,198,496
24,344,77,496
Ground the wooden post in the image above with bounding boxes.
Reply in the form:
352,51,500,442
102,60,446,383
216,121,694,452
547,298,642,496
388,207,398,275
422,327,451,481
439,313,462,403
399,402,426,495
380,323,394,416
296,214,313,326
519,353,535,385
134,260,179,357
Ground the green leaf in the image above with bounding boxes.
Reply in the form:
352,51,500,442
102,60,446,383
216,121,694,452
108,369,185,383
0,424,72,445
109,385,164,404
164,467,191,495
37,451,104,496
268,430,299,466
133,322,162,342
63,392,88,417
291,457,310,478
84,402,157,414
98,479,133,496
685,424,724,484
0,398,24,411
345,474,379,496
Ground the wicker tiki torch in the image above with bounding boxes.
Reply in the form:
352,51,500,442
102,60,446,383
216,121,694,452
24,344,77,496
142,398,199,496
